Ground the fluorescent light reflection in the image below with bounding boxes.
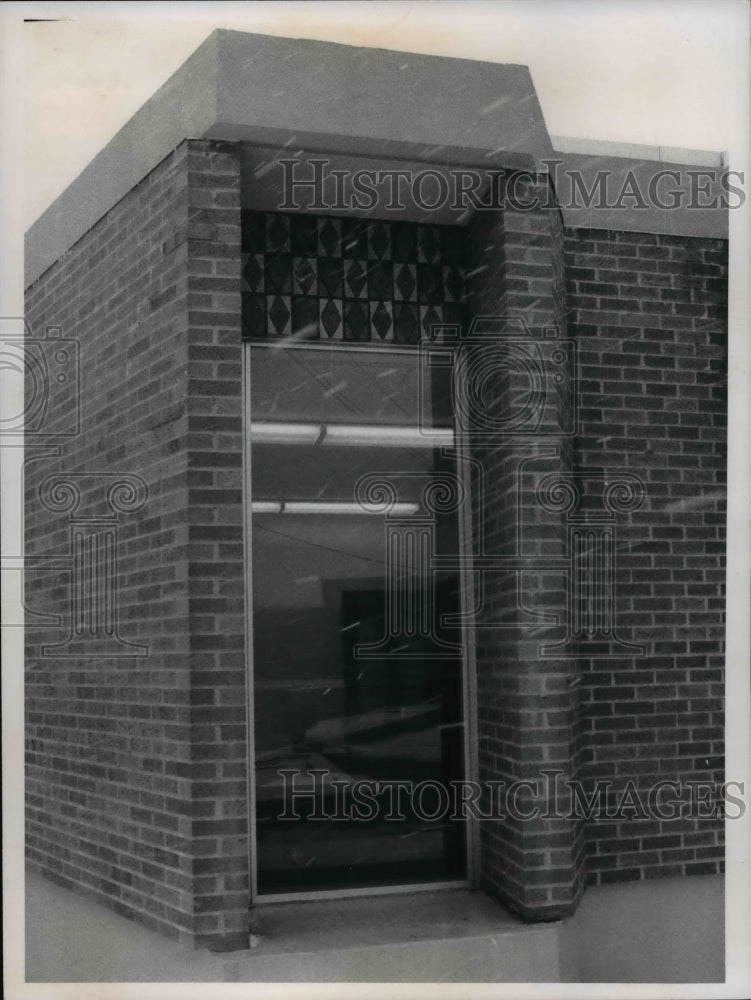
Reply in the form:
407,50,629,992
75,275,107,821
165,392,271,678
251,501,283,514
325,425,453,447
250,422,453,448
251,501,420,516
250,422,321,444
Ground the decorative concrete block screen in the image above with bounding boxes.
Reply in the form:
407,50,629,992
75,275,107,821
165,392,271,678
241,211,466,343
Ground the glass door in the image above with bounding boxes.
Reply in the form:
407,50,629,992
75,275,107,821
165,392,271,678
247,343,469,895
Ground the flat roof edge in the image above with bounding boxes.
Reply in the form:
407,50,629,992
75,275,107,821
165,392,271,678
25,30,553,288
551,135,725,167
25,31,731,288
551,150,730,239
25,32,221,288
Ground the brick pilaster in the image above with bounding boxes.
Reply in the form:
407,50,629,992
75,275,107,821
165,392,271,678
463,172,585,920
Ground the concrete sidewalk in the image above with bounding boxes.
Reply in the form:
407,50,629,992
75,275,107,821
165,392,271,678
25,868,225,982
24,866,725,983
24,867,562,983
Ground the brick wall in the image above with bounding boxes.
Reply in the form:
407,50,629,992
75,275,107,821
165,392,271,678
564,227,727,883
24,149,727,949
25,139,249,950
464,174,586,921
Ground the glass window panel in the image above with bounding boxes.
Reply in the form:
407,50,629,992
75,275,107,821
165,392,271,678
251,443,447,503
250,343,466,893
249,344,453,427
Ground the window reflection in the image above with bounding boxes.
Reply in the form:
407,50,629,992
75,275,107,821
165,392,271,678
250,345,466,892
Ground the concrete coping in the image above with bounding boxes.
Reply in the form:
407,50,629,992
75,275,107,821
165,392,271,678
551,136,726,168
25,30,730,287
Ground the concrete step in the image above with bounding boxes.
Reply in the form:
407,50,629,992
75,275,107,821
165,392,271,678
223,889,562,982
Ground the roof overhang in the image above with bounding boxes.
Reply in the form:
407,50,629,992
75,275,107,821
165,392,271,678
25,29,552,285
25,29,729,287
